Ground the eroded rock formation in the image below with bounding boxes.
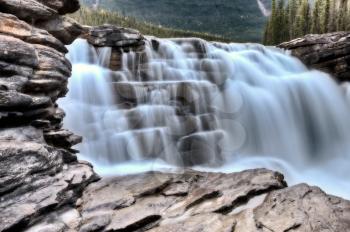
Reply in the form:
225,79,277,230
81,24,145,71
23,169,350,231
0,1,98,231
279,32,350,81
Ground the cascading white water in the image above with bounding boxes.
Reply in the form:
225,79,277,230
59,38,350,198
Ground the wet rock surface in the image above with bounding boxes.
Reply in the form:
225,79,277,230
279,32,350,81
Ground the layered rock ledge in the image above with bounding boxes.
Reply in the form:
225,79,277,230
82,24,145,71
279,32,350,82
0,1,98,231
21,169,350,232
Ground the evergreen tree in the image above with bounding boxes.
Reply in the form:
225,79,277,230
300,0,310,35
288,0,298,38
311,0,321,33
282,2,290,41
271,0,278,44
276,0,286,42
263,0,349,45
323,0,330,33
346,6,350,30
263,20,271,44
337,0,348,30
328,0,337,32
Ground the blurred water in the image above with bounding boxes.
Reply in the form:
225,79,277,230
59,38,350,199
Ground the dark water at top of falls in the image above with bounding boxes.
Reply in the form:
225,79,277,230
59,38,350,199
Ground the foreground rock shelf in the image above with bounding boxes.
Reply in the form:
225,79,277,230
22,169,350,232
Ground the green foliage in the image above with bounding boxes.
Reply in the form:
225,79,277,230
70,7,231,42
265,0,289,45
264,0,350,45
80,0,269,43
323,0,330,32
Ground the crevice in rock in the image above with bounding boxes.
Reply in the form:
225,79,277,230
215,186,283,215
137,179,172,198
284,223,301,232
107,215,161,232
185,190,222,210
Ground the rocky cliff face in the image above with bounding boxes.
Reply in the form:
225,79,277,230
1,2,350,231
0,1,98,231
279,32,350,82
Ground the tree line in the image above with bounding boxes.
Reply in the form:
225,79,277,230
71,7,231,42
264,0,350,45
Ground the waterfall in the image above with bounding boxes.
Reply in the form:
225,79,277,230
59,38,350,198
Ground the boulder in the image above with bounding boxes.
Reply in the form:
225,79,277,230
0,13,67,53
0,161,98,232
0,75,28,91
36,0,80,14
0,127,99,232
254,184,350,231
0,90,51,111
44,129,82,149
0,61,33,78
25,207,82,232
34,44,72,77
0,0,57,22
85,24,145,48
0,34,38,68
36,16,85,45
279,32,350,81
0,0,80,23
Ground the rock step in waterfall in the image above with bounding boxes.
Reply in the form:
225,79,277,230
60,25,350,198
64,37,235,166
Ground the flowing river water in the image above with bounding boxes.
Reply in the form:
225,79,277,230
59,38,350,198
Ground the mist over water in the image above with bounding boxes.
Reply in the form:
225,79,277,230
59,38,350,199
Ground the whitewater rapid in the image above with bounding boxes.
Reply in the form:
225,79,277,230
59,38,350,199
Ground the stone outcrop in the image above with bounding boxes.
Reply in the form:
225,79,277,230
0,1,98,231
279,32,350,81
36,16,85,45
22,169,350,231
0,0,80,22
84,24,145,48
83,24,145,70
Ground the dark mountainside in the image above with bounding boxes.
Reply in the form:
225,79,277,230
81,0,271,42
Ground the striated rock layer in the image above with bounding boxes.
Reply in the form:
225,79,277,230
24,169,350,232
0,1,99,231
279,32,350,82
